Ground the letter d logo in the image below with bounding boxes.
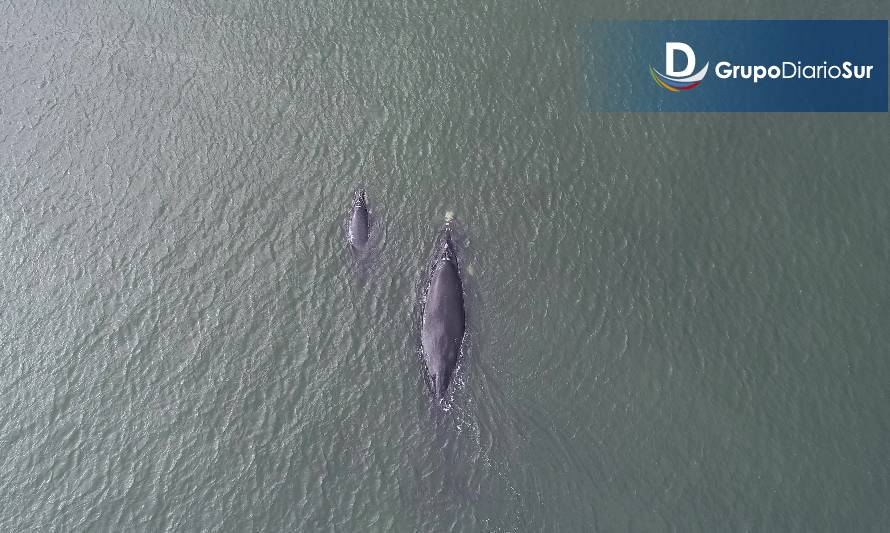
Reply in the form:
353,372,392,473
649,41,709,92
665,42,696,77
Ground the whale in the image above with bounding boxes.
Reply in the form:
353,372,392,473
421,224,465,399
348,188,370,252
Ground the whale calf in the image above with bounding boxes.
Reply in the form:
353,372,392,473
348,188,370,252
421,224,465,399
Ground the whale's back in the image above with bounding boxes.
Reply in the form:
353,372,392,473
348,190,370,249
421,257,465,397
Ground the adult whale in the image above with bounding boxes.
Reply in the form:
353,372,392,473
421,224,466,399
348,188,370,253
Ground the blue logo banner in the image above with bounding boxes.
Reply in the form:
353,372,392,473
580,20,888,112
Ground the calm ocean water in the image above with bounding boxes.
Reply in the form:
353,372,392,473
1,1,888,531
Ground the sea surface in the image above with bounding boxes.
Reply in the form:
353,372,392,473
1,1,888,531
